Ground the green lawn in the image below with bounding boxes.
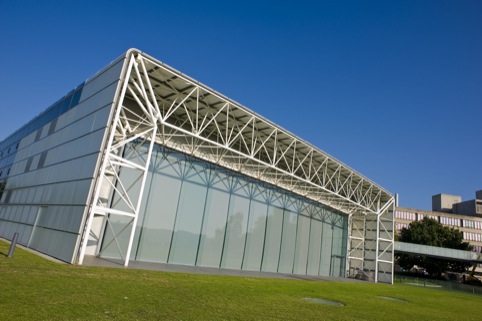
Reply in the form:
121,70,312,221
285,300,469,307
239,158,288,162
0,240,480,321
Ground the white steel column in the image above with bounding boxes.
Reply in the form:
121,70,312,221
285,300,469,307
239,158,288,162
123,125,157,266
78,55,137,265
374,199,395,283
79,53,159,266
375,210,380,283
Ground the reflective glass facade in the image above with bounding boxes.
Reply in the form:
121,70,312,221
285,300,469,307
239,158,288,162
101,143,348,277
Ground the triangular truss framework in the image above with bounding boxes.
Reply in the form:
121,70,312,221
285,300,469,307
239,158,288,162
77,50,395,283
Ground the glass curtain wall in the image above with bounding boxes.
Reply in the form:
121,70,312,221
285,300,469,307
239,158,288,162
101,143,348,277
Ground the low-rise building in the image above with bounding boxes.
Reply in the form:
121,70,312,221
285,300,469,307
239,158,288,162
395,191,482,253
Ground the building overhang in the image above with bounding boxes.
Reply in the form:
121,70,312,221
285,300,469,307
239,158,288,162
117,49,393,216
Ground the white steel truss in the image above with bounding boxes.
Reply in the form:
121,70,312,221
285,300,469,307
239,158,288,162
77,50,395,282
347,199,395,283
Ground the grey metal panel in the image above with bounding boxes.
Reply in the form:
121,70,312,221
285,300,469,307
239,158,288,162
0,222,8,236
25,189,35,204
50,160,82,184
80,130,105,155
80,59,124,104
79,154,99,179
91,105,112,132
4,207,12,220
16,189,25,203
42,90,115,153
26,206,36,224
76,84,118,120
4,222,11,237
18,206,27,223
70,207,84,232
72,179,93,205
65,206,85,233
29,227,78,263
68,114,97,141
20,225,32,244
20,131,36,149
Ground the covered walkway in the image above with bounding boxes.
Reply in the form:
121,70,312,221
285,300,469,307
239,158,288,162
395,242,482,263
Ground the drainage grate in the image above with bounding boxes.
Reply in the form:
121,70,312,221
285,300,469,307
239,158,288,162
377,296,408,303
303,298,345,306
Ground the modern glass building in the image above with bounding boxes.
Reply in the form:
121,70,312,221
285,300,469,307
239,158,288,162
0,49,395,283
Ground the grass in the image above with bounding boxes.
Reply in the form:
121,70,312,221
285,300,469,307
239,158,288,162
0,240,481,320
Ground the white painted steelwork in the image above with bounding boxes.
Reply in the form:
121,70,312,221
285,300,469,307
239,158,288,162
77,49,394,282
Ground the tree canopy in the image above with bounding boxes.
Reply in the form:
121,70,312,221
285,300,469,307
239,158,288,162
396,217,473,278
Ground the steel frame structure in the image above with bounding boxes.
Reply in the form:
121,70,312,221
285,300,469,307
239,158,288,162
77,49,395,282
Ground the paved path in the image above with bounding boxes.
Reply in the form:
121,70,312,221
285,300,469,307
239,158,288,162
1,237,364,283
83,255,364,283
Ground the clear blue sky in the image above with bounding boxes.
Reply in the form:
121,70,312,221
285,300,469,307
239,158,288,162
1,0,481,210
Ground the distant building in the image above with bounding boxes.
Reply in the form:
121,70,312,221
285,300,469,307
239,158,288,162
432,193,462,213
395,191,482,253
432,191,482,217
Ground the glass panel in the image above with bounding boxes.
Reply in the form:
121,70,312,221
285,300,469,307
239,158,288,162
307,218,322,275
135,151,182,263
62,93,73,112
261,205,283,272
197,187,230,267
293,214,310,274
331,217,347,277
106,144,351,277
242,199,267,271
101,143,149,260
220,193,249,269
168,163,208,265
129,169,152,261
71,84,84,107
278,210,297,273
100,215,132,259
319,220,333,276
109,144,146,214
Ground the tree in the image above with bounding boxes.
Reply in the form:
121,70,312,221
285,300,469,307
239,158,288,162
396,217,473,278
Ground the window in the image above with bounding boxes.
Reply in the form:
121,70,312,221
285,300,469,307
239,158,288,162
38,151,48,169
477,204,482,214
2,189,11,203
34,128,42,142
48,118,58,135
0,180,5,201
25,157,33,172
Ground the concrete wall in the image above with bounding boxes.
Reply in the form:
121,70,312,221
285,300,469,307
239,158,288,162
432,193,461,213
454,200,476,216
476,190,482,201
